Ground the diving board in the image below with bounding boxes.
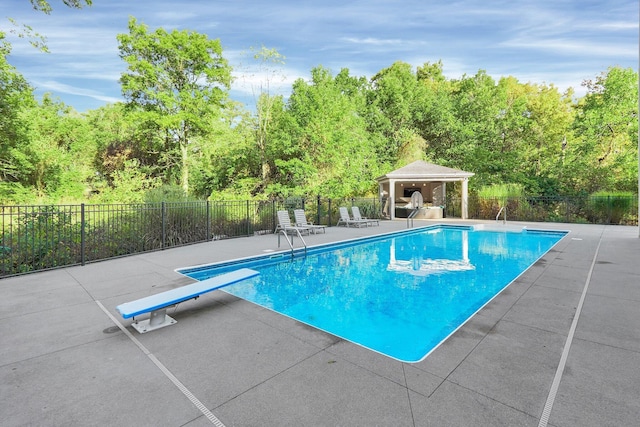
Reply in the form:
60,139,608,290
116,268,259,333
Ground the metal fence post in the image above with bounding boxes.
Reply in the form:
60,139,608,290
317,195,321,225
161,202,166,249
206,200,211,241
272,200,276,232
80,203,85,266
246,200,250,236
328,199,332,226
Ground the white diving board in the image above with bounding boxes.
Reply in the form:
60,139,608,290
116,268,259,333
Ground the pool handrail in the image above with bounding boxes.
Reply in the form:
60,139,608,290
496,206,507,224
407,207,420,228
278,228,307,257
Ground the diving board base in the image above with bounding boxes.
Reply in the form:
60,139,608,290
132,308,176,334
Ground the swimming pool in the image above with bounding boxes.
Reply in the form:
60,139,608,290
178,225,567,362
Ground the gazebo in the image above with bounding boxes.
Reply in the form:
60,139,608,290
376,160,474,220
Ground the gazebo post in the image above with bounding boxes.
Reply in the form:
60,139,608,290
462,178,469,220
389,179,396,220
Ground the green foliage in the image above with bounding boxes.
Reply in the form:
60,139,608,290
587,191,637,224
2,24,637,208
571,67,638,193
29,0,92,14
477,183,526,199
476,183,528,219
272,66,382,198
118,17,232,195
144,185,190,203
0,182,37,204
1,43,36,185
367,61,428,167
4,1,92,53
94,159,160,204
1,206,80,275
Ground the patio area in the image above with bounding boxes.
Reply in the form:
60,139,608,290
1,220,639,426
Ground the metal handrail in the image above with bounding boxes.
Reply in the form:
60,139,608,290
496,206,507,224
278,228,307,256
407,207,420,228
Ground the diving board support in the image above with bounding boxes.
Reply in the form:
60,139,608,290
132,307,177,334
116,268,260,334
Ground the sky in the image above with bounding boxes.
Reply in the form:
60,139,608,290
3,0,639,112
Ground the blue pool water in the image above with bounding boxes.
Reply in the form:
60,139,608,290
178,225,567,362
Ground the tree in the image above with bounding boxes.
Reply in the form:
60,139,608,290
0,40,36,201
415,61,458,165
117,17,232,195
514,81,574,195
194,103,262,199
572,67,638,192
278,66,379,197
10,95,93,201
447,70,505,186
368,62,428,167
246,46,286,186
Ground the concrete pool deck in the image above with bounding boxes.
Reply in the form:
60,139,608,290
1,220,639,426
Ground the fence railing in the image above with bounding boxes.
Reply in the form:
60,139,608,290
0,197,379,278
1,195,636,278
446,195,638,226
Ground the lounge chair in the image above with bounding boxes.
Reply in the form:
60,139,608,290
276,210,311,235
351,206,379,227
294,209,326,234
337,206,369,227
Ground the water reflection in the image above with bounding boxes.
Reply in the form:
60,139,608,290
387,231,475,276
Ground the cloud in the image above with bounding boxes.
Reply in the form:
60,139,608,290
231,66,305,98
33,80,122,103
587,20,639,31
501,37,638,59
4,0,637,114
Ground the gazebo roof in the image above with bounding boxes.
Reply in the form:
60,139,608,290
376,160,474,182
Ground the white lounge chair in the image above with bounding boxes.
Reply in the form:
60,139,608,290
294,209,326,233
276,210,311,235
351,206,379,227
337,207,369,227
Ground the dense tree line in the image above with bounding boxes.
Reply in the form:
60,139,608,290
1,18,638,205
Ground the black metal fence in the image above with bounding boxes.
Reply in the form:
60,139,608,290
447,195,638,225
1,195,636,278
0,197,380,277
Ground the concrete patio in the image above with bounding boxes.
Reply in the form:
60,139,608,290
1,220,639,426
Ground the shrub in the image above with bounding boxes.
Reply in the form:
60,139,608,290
587,191,636,224
1,206,81,274
144,185,191,203
476,184,527,220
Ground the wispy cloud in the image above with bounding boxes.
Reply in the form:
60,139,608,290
341,37,428,48
501,37,638,58
232,66,305,98
34,80,122,103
